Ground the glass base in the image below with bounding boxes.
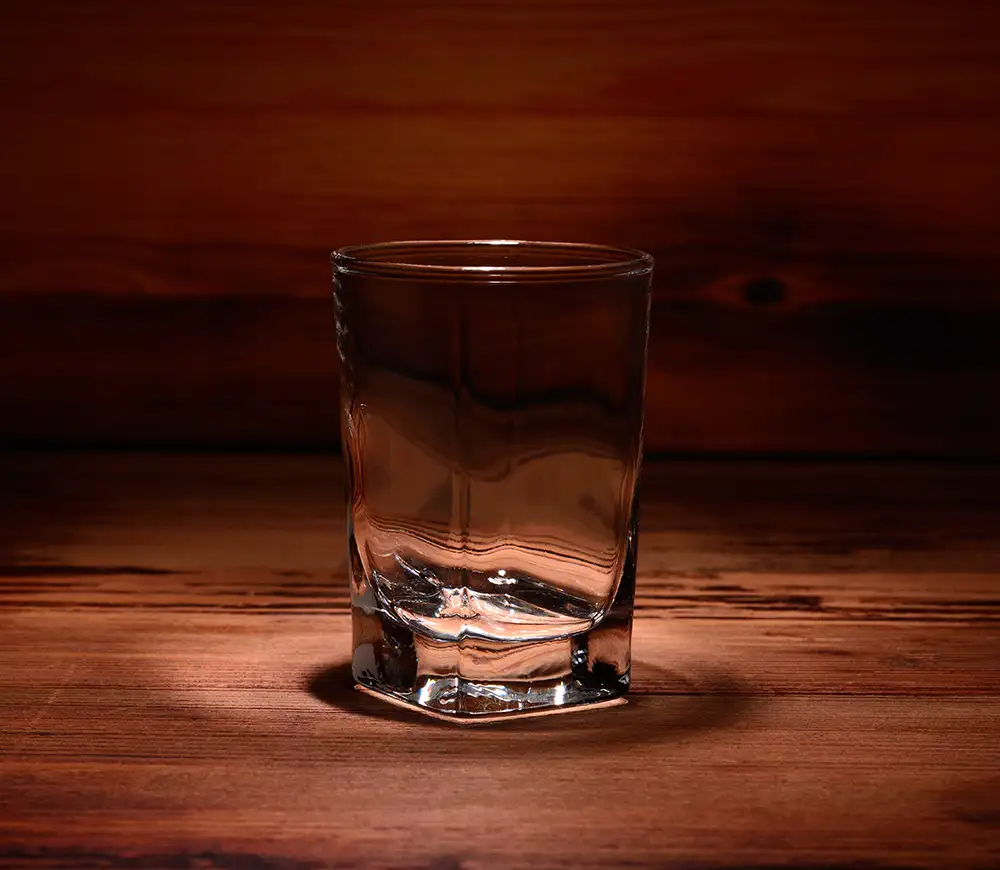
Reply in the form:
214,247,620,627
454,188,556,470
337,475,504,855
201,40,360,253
351,564,635,721
354,682,629,724
353,623,631,720
349,507,638,722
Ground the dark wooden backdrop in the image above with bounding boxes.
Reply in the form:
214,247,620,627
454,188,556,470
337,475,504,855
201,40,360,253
2,1,999,454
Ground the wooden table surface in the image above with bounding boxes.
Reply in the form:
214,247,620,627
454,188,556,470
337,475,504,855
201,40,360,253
1,452,998,869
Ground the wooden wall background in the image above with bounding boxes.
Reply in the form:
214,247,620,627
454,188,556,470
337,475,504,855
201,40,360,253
2,0,999,455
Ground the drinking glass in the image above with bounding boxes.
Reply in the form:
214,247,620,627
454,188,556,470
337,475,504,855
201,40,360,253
332,240,653,720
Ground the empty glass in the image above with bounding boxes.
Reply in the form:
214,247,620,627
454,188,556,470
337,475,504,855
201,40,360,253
332,241,653,720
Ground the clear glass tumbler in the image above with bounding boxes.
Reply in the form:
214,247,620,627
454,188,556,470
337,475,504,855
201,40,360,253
332,241,653,720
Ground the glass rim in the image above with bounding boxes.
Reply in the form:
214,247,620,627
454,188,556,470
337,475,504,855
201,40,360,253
331,240,654,281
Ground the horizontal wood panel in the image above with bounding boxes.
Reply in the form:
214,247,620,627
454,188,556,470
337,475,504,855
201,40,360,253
5,451,999,568
3,0,999,252
2,1,1000,452
3,293,999,453
2,696,996,868
3,115,1000,250
0,453,998,867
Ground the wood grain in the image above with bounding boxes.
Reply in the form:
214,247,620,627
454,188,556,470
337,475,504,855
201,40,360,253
2,2,1000,452
1,452,999,868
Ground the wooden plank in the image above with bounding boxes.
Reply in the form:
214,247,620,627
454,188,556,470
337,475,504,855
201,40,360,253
2,694,996,869
4,453,1000,571
3,293,1000,453
1,453,999,866
4,1,999,253
2,1,1000,452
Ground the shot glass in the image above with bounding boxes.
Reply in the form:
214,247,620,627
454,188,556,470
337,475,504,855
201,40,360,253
332,241,653,720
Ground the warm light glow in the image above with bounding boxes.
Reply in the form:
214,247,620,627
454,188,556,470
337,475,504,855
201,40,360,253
488,569,516,586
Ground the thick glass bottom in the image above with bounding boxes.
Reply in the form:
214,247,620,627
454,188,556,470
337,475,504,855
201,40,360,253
348,504,639,721
353,621,631,720
351,559,635,721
